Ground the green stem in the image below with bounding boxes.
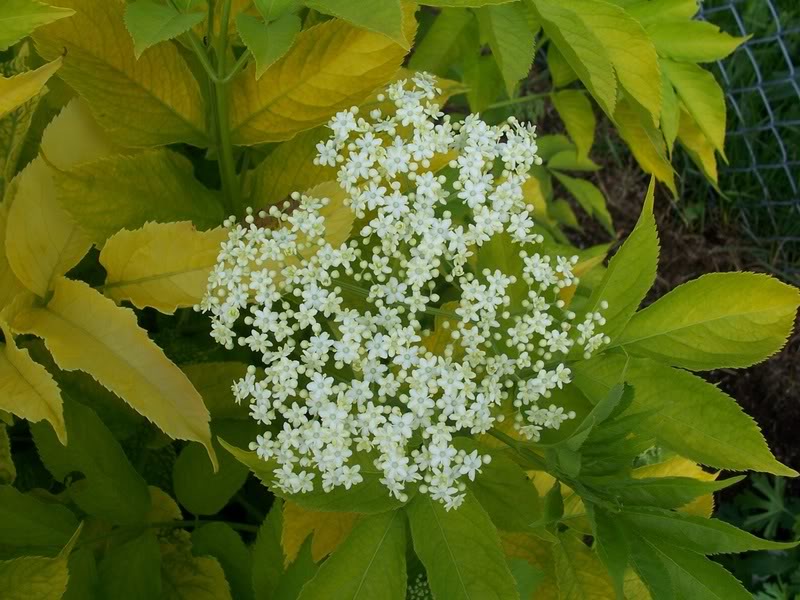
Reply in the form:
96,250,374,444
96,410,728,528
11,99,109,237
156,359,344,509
486,92,554,111
213,0,241,215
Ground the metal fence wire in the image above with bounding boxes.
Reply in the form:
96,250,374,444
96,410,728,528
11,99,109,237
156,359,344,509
698,0,800,282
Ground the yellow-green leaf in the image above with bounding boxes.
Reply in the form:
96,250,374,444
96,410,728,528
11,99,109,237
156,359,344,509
12,277,216,468
0,0,74,51
633,457,719,518
527,0,617,116
661,58,726,158
476,2,537,95
547,42,577,88
613,95,676,195
0,319,65,443
282,501,357,564
408,8,475,76
553,531,615,600
160,542,233,600
660,71,679,154
624,0,698,25
422,0,515,6
569,0,661,125
33,0,207,146
0,524,81,600
647,20,747,63
246,127,335,207
552,171,613,235
306,0,407,48
52,149,224,245
100,222,227,314
677,108,718,185
551,90,595,159
0,203,25,309
0,57,61,120
614,272,800,370
229,4,416,145
502,533,559,599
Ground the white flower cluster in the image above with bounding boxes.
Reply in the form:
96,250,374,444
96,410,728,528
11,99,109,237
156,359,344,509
199,73,609,510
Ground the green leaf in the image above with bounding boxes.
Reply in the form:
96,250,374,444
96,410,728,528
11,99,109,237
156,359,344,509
463,53,503,113
0,0,74,51
298,511,406,600
406,491,518,600
454,439,541,532
236,13,301,79
507,558,545,599
551,90,595,159
124,0,204,58
623,507,797,555
220,440,406,513
647,20,747,63
661,59,726,158
553,531,616,599
181,362,250,421
252,502,283,600
625,530,674,600
0,484,78,549
614,272,800,370
645,541,751,600
52,149,224,245
409,8,475,76
526,0,617,116
578,178,657,342
173,422,251,516
589,506,629,598
273,539,318,600
192,523,253,600
476,3,536,95
254,0,302,21
571,355,797,477
98,531,162,600
62,548,98,600
603,476,744,510
306,0,407,48
31,397,152,524
569,0,661,124
551,171,613,234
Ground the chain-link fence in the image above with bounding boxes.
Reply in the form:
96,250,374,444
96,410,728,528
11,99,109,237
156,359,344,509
699,0,800,282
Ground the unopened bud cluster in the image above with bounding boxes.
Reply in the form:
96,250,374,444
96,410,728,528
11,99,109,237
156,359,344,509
200,74,609,509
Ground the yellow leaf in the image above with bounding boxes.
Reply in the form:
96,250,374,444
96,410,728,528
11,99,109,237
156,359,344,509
501,532,559,600
282,501,357,565
0,57,61,120
613,95,676,196
39,97,120,169
33,0,207,147
12,278,216,468
421,301,460,355
100,222,228,314
553,531,615,600
0,203,25,310
677,109,718,186
633,456,719,518
229,4,417,145
5,98,115,297
0,319,66,444
5,160,91,297
623,568,652,600
147,485,183,524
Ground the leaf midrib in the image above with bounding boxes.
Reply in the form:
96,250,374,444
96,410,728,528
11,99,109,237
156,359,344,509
351,512,398,600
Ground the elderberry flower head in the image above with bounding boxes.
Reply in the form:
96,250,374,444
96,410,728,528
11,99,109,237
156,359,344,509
199,73,610,510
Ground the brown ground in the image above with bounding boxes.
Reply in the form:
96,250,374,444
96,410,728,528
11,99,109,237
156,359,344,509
559,140,800,477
